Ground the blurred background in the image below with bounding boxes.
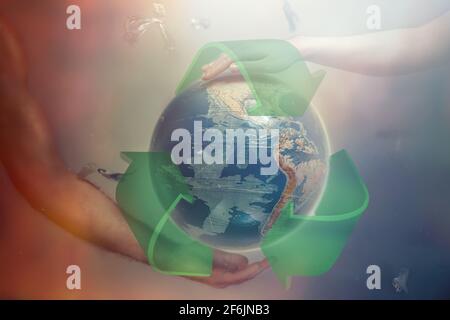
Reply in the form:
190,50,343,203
0,0,449,299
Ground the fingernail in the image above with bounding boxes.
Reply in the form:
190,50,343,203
260,260,270,268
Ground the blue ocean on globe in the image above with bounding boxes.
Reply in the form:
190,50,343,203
151,76,329,251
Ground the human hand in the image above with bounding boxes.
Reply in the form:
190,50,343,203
201,40,302,81
186,250,269,288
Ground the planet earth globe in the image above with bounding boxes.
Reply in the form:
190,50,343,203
151,75,330,251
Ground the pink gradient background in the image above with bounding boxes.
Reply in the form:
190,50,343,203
1,0,449,299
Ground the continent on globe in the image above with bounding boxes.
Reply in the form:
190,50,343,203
151,75,330,251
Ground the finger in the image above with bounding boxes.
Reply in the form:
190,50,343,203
184,260,269,289
202,61,231,80
202,54,234,80
229,63,240,74
213,250,248,271
219,260,268,285
201,54,227,74
258,259,270,270
184,275,227,289
201,62,213,72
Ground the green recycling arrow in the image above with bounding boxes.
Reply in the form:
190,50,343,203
116,152,213,276
115,150,369,284
261,150,369,288
176,39,325,117
114,40,368,285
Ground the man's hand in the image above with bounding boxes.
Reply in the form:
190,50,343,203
0,20,270,289
186,250,269,288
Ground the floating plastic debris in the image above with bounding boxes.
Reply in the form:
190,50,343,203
393,268,409,293
153,2,166,17
283,0,299,33
77,163,125,182
191,18,211,30
124,2,175,50
97,168,125,182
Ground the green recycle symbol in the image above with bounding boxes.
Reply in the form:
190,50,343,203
116,40,369,287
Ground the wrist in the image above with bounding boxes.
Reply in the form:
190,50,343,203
288,36,315,60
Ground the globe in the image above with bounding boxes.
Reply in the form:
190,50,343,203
151,75,330,251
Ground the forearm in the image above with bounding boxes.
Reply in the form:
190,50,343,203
289,12,450,75
0,78,146,263
290,33,408,75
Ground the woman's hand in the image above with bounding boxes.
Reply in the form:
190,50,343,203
201,40,302,81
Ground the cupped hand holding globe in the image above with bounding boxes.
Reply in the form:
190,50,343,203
186,250,269,288
0,20,269,289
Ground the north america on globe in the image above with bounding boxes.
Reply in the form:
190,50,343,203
151,75,330,251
